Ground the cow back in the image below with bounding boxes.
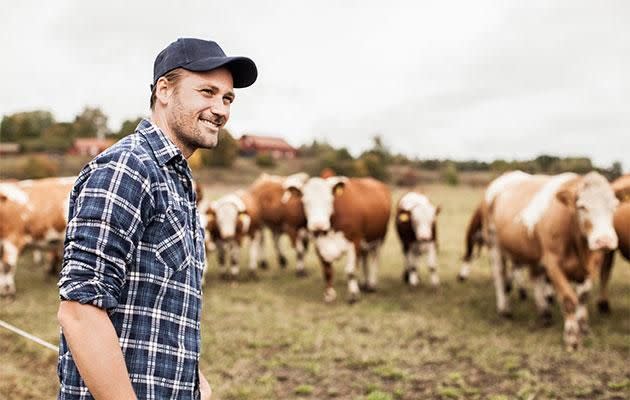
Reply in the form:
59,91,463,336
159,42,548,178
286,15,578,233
332,178,391,243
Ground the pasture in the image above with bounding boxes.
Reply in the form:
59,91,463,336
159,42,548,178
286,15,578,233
1,184,629,399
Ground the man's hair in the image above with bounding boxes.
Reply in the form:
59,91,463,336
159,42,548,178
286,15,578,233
150,68,184,110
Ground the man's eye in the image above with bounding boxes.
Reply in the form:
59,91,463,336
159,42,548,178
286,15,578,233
201,89,213,95
223,97,234,104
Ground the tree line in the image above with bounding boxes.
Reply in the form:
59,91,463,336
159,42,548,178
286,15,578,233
0,108,623,182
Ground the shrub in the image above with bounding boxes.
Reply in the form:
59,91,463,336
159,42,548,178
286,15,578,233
23,155,60,179
255,153,276,168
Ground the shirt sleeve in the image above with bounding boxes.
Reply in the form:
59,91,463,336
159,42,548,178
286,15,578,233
58,149,154,311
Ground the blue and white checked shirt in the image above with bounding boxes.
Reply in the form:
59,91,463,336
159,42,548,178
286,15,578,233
58,119,206,399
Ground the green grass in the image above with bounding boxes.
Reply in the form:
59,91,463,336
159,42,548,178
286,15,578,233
1,184,629,399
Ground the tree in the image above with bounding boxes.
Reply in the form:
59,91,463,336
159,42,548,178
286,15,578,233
199,128,239,167
41,122,76,152
73,107,109,138
0,110,55,142
112,117,144,140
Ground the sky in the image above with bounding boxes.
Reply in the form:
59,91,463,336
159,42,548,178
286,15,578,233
1,0,628,168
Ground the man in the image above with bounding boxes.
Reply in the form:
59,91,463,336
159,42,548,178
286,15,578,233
56,38,257,399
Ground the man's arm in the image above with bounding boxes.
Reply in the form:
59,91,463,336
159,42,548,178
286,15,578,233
58,301,137,400
199,368,212,400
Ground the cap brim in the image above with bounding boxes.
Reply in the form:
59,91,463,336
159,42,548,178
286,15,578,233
184,56,257,88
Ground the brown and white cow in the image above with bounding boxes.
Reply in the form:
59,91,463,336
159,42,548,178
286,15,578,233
247,172,310,275
285,176,391,303
598,174,630,312
395,192,441,287
0,177,75,296
203,191,262,279
483,171,618,350
457,200,544,302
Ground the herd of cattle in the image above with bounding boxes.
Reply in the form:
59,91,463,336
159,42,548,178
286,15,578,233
0,171,628,350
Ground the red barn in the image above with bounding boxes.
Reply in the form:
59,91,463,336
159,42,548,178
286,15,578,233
68,138,116,156
238,134,298,159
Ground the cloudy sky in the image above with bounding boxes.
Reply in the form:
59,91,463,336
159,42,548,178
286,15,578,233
2,0,628,168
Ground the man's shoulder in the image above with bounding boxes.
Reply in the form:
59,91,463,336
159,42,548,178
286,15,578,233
95,133,154,167
73,133,159,192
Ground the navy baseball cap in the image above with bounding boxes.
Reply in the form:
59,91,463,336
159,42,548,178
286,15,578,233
152,38,257,89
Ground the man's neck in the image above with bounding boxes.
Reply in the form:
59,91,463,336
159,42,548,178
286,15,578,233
149,111,193,159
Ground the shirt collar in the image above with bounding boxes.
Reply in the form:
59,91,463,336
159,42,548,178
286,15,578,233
136,118,184,167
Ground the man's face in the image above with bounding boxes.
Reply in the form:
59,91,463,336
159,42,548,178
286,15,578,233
164,67,235,154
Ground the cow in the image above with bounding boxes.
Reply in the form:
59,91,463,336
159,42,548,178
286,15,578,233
598,174,630,313
395,192,441,287
0,177,75,296
247,172,310,275
284,176,391,303
203,191,262,279
482,171,618,350
457,201,544,302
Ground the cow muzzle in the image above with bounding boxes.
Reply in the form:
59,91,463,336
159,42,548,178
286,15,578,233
590,234,618,251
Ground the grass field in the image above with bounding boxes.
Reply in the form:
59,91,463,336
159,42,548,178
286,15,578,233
1,184,629,399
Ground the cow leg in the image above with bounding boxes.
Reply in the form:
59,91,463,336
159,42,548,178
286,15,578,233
404,245,419,287
0,241,19,297
229,241,240,277
257,230,269,270
46,243,64,277
597,251,614,314
574,250,605,335
272,231,288,269
248,231,262,278
512,265,528,300
502,255,514,294
575,279,593,336
426,241,439,287
365,244,381,291
344,243,360,303
294,228,308,277
216,240,228,279
490,245,511,317
458,260,471,281
320,258,336,303
533,273,552,326
543,254,581,351
33,249,42,264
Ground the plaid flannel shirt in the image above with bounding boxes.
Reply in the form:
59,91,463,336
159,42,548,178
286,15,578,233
57,119,205,399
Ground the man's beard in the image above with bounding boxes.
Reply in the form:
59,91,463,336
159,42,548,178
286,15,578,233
170,101,219,151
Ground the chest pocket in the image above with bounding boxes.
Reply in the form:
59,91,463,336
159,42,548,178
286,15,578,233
156,205,196,275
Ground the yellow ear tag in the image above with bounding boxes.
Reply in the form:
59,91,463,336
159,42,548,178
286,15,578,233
399,213,409,222
335,186,344,196
239,213,248,222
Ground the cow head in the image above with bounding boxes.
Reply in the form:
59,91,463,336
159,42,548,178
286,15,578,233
398,192,440,241
556,172,619,251
288,176,348,234
210,193,250,240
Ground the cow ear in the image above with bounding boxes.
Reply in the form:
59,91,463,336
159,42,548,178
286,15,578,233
332,181,345,197
398,211,411,223
614,187,630,203
281,187,302,204
556,188,576,207
238,212,251,232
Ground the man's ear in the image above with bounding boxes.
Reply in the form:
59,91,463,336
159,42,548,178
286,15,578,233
155,76,173,107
